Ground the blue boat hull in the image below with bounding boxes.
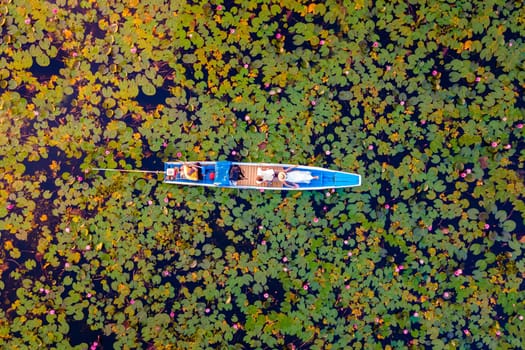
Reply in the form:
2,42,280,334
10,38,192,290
163,161,361,190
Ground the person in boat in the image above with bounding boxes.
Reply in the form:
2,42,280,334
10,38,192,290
277,166,318,188
181,163,202,181
255,167,276,185
229,165,246,185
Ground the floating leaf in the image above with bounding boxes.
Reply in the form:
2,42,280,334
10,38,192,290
36,53,50,67
502,220,516,233
141,81,156,96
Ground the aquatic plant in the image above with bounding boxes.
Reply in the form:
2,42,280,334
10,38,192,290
0,0,523,348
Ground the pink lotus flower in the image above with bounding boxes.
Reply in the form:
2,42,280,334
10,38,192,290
148,200,153,205
475,77,481,82
282,256,288,262
261,240,266,245
231,150,237,155
496,330,501,336
163,197,169,203
130,47,137,54
243,63,249,69
319,39,325,45
403,329,409,335
229,28,235,34
463,329,470,336
484,223,490,229
24,18,31,25
176,151,182,157
386,65,391,71
275,33,282,39
52,8,58,15
491,141,498,148
49,309,56,315
263,293,269,299
517,123,523,129
311,100,317,106
313,217,319,223
7,203,14,210
454,269,463,276
504,144,511,150
372,41,379,48
368,144,374,150
413,312,419,317
244,115,250,121
460,172,466,178
216,5,223,11
170,311,175,318
303,284,309,290
325,150,331,155
87,293,92,298
345,285,350,289
130,299,135,305
432,70,438,76
384,204,390,209
85,245,91,251
443,292,450,299
233,323,239,329
400,100,405,106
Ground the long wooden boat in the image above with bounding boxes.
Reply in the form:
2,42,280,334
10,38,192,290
163,161,361,190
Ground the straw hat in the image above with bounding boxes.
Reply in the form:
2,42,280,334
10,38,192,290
278,172,287,181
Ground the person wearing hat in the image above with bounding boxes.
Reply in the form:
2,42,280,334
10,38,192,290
277,166,319,188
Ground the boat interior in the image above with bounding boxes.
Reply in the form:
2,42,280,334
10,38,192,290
235,165,286,188
165,163,287,188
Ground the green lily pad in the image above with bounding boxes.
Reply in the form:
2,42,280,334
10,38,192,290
36,54,50,67
141,81,156,96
